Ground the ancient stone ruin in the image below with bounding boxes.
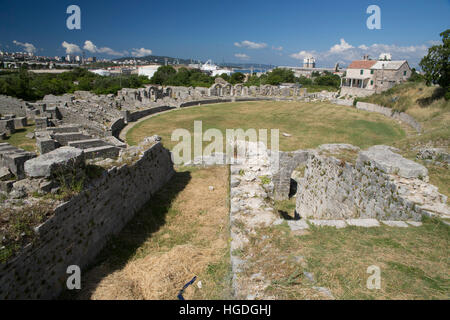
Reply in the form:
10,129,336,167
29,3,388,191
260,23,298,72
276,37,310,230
0,80,448,300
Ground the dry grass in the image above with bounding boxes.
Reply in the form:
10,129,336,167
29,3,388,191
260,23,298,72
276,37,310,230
71,166,231,300
262,201,450,300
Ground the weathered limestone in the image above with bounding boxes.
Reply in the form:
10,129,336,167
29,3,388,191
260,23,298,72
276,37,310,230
37,138,57,154
0,143,36,179
35,117,49,130
0,142,175,300
0,119,15,134
24,147,84,178
68,139,110,150
0,95,27,116
229,141,277,300
13,117,27,129
46,125,80,134
331,99,354,106
356,102,422,133
272,150,310,200
295,145,448,221
53,133,92,146
416,147,450,165
346,219,380,227
359,145,428,179
83,145,120,160
0,166,14,180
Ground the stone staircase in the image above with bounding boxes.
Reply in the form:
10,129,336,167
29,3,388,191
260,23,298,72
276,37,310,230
35,124,122,160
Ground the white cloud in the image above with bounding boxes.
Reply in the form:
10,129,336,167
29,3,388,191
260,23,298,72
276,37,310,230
83,40,124,56
83,40,97,53
13,40,36,53
290,50,316,60
131,48,152,57
234,40,267,49
62,41,81,54
329,38,354,53
272,46,283,51
290,38,430,68
235,53,250,60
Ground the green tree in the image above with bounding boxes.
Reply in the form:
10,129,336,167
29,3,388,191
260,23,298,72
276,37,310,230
419,29,450,100
314,74,341,88
150,65,177,85
216,73,230,82
230,72,245,85
408,68,425,83
266,68,296,85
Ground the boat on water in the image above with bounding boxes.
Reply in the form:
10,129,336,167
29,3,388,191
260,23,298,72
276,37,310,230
200,60,232,77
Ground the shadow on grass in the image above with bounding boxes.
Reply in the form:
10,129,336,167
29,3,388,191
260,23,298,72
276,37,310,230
60,170,192,300
3,128,27,137
417,87,445,107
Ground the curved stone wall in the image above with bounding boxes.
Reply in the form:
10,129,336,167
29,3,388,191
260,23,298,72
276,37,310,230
355,102,422,133
0,143,174,299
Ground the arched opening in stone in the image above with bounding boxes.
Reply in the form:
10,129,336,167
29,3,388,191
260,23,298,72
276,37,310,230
289,164,305,199
289,178,298,199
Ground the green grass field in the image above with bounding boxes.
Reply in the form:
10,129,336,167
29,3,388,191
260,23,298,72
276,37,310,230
126,101,406,152
3,125,36,152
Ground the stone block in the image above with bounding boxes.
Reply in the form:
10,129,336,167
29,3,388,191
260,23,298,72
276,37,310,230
68,139,109,150
53,133,92,146
346,219,380,227
309,220,348,229
381,221,409,228
46,125,80,134
35,117,49,130
358,145,428,179
2,152,36,179
0,119,15,134
84,145,120,160
105,136,127,148
287,220,309,231
0,180,14,192
24,147,84,178
0,166,14,180
13,117,27,129
37,138,57,154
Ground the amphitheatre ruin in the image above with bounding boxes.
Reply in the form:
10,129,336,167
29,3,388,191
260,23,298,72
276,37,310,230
0,78,449,300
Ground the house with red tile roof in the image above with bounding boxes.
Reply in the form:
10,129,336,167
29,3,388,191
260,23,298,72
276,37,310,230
341,57,411,97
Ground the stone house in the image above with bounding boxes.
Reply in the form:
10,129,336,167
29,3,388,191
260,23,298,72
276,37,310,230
341,59,411,97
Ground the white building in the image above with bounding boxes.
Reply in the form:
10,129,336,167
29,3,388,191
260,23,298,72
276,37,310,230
303,57,316,68
138,65,162,79
201,60,232,77
90,69,111,76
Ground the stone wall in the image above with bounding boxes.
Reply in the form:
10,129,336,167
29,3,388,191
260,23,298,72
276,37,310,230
109,118,126,138
0,95,27,117
0,142,175,300
125,105,176,123
356,102,422,132
295,145,448,221
340,87,375,98
272,150,309,200
331,99,354,107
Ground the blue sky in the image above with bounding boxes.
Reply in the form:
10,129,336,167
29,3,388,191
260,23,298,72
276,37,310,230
1,0,449,67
